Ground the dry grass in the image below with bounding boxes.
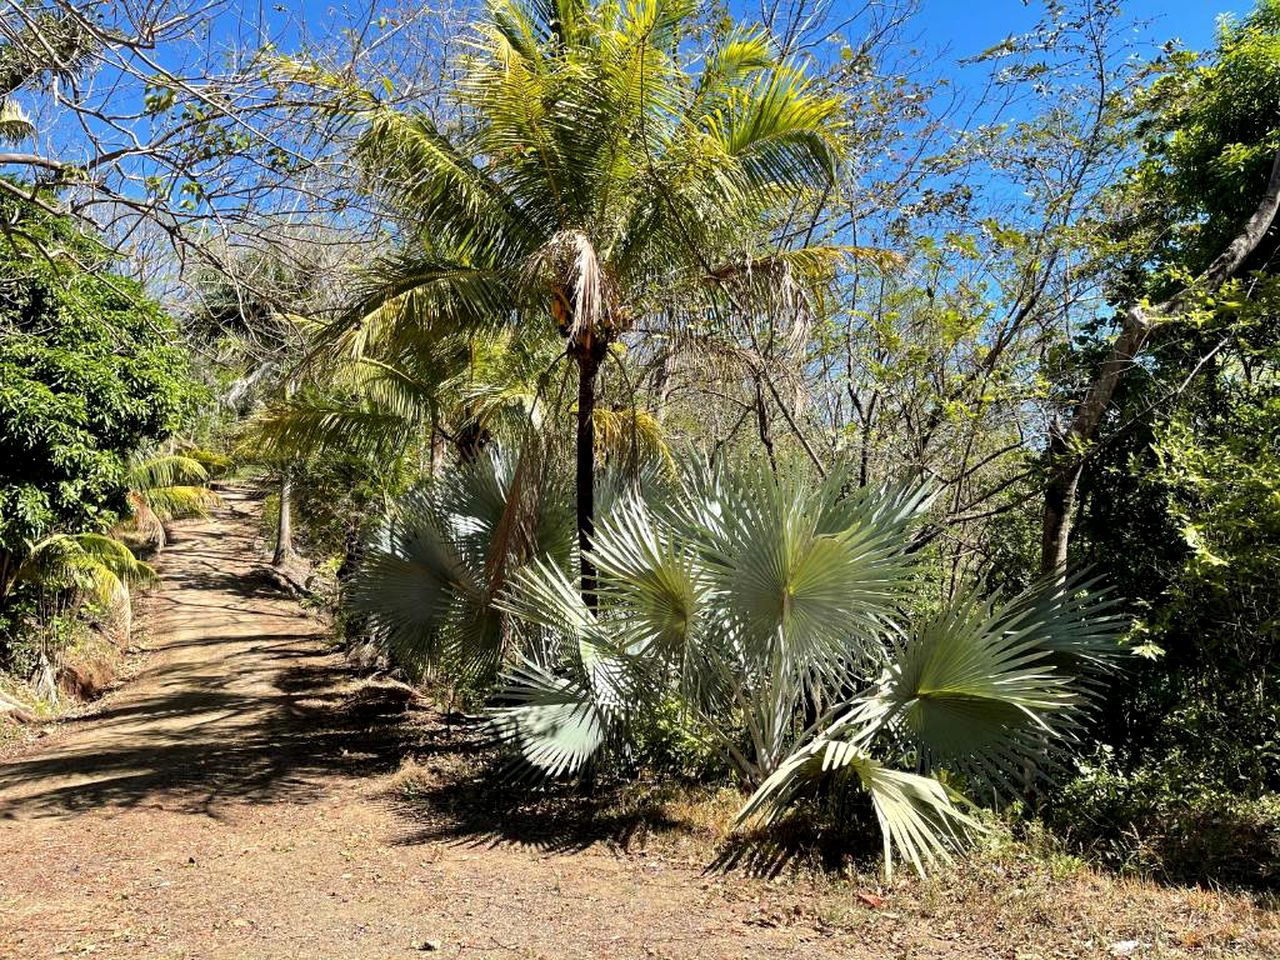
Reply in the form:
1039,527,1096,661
387,713,1280,959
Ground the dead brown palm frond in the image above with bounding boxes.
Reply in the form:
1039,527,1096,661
529,230,622,343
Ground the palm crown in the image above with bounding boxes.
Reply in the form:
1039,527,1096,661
335,0,844,599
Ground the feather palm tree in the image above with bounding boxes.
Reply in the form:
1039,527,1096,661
115,454,221,551
330,0,845,604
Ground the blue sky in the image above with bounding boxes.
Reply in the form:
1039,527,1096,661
920,0,1244,61
267,0,1249,61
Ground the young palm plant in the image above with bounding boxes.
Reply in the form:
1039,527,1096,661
115,454,222,551
488,460,1128,876
325,0,845,601
6,532,156,699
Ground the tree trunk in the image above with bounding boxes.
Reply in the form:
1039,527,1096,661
32,644,57,703
576,347,603,609
1040,463,1082,576
274,376,298,568
273,470,295,567
1040,145,1280,575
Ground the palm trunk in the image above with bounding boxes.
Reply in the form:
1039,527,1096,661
576,348,602,609
273,471,295,567
32,643,57,703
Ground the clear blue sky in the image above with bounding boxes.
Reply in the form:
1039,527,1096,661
919,0,1244,60
273,0,1249,60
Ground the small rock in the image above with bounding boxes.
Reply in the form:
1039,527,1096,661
1109,941,1141,957
416,940,442,952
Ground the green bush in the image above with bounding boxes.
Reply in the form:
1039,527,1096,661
629,697,731,783
1046,747,1280,888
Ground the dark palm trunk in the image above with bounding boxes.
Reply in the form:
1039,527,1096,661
575,346,604,609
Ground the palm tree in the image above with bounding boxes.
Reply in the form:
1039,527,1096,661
4,532,155,699
334,0,844,603
486,459,1127,876
115,454,221,551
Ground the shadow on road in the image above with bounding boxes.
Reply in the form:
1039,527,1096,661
0,493,421,821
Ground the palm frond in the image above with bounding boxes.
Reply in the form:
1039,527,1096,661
248,396,418,461
491,557,650,777
142,485,222,522
0,98,35,144
127,455,209,492
737,734,981,878
352,445,573,685
17,534,156,606
869,575,1129,792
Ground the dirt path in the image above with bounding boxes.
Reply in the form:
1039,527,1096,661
1,492,1274,960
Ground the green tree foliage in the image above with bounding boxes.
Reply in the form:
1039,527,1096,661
1122,0,1280,284
320,0,844,599
0,206,197,650
1053,1,1280,881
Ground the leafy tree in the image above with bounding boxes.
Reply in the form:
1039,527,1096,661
1045,2,1280,879
0,206,196,661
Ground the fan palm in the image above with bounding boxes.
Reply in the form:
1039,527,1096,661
350,444,576,689
332,0,844,603
489,459,1128,876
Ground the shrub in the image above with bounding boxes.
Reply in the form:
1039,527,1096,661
1046,747,1280,888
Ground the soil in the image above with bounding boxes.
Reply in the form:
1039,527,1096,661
1,490,1276,959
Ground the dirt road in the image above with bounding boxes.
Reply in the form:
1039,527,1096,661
1,491,1274,959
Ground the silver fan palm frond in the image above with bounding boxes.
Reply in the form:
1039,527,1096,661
351,445,574,685
485,456,1125,877
490,460,931,782
738,566,1129,875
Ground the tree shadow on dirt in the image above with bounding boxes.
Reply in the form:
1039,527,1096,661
0,650,425,821
386,725,691,856
387,720,884,878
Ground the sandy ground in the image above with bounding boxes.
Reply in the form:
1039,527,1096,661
1,491,1276,960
